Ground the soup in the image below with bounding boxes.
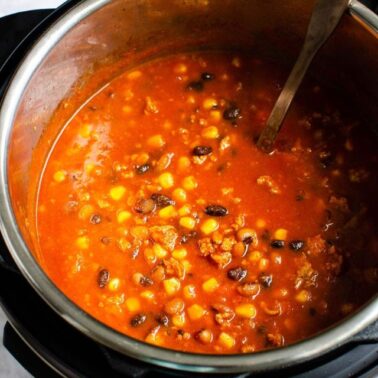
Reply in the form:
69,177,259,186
34,52,378,354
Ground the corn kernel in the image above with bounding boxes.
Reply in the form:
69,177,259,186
218,332,235,349
249,250,262,262
122,105,132,113
187,304,206,320
172,248,187,260
182,260,192,272
201,126,219,139
179,216,196,230
144,248,157,264
256,218,266,228
163,278,181,295
172,312,186,327
153,243,168,258
108,278,120,291
79,124,92,138
203,98,218,110
174,63,187,74
158,172,174,189
126,297,140,312
274,228,288,240
183,284,196,299
259,258,269,270
178,156,191,171
78,204,94,220
140,290,155,300
109,185,126,201
147,134,165,148
182,176,197,190
53,170,67,183
178,205,191,216
76,236,89,249
127,70,142,80
210,110,222,122
202,277,219,293
130,226,149,240
172,188,187,203
200,219,219,235
158,205,177,219
145,327,163,345
295,290,311,303
235,304,257,318
117,210,132,223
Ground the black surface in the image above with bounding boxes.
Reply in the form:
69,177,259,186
0,3,377,378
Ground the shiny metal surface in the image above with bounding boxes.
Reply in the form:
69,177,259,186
0,0,377,373
350,0,378,36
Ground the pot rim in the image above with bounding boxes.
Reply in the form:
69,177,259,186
0,0,377,373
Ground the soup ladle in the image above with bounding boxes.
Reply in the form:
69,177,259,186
256,0,349,153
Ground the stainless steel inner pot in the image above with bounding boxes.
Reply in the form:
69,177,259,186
0,0,377,374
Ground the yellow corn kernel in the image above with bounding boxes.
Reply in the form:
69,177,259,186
130,226,149,240
187,304,206,320
258,258,269,271
163,278,181,295
172,248,187,260
182,260,192,272
158,205,177,219
203,98,218,110
53,170,67,183
153,243,168,258
109,185,126,201
178,156,191,171
218,332,235,349
200,219,219,235
127,70,142,80
256,218,266,228
84,162,95,175
295,290,311,303
183,284,196,299
145,328,163,345
174,63,187,74
122,105,132,113
182,176,197,190
144,248,157,264
79,124,92,138
172,188,187,203
202,278,219,293
108,278,120,291
178,205,191,217
140,290,155,300
179,216,196,230
126,297,140,312
201,126,219,139
249,250,262,262
158,172,174,189
117,210,132,223
210,110,222,122
78,204,94,220
274,228,288,240
135,152,149,165
172,312,186,327
76,236,89,249
235,304,257,319
147,134,165,148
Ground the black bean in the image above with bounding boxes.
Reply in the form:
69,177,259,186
296,193,305,201
97,269,110,288
201,72,215,81
90,214,102,224
227,267,247,281
150,193,175,208
193,145,212,156
130,313,147,327
204,205,228,217
243,236,253,245
136,164,150,175
309,307,317,317
180,231,198,244
223,104,241,122
187,81,204,92
140,275,154,286
258,273,273,288
289,240,305,251
156,313,169,327
134,198,156,214
271,240,285,249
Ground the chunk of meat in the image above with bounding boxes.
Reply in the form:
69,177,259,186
306,235,326,256
150,225,178,251
212,304,235,325
162,258,185,279
198,237,215,256
257,175,280,194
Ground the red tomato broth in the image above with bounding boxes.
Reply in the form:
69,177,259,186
35,52,378,354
